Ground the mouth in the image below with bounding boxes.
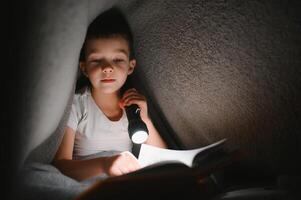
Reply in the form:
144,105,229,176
101,79,116,83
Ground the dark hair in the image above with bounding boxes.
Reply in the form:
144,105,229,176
76,7,135,92
79,7,135,61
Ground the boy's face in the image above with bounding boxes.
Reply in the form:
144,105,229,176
80,36,136,94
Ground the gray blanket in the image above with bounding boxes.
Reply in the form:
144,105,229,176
18,151,121,200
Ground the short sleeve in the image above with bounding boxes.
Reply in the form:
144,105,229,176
66,96,80,132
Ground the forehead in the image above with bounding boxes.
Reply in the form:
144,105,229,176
85,36,130,56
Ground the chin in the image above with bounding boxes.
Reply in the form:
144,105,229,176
99,86,120,94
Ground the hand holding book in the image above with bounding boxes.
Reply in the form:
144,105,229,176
76,139,241,200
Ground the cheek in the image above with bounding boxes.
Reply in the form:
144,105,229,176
87,67,101,78
119,76,127,86
117,70,128,85
116,65,129,75
88,66,99,73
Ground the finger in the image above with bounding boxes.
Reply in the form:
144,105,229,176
115,167,124,176
122,95,145,106
126,88,137,92
123,93,144,101
127,163,139,172
122,88,140,98
122,93,145,104
120,91,141,107
123,88,137,96
118,152,135,174
129,161,141,171
123,151,136,159
109,166,123,177
123,98,146,107
125,153,141,170
122,89,141,101
121,151,133,157
117,155,132,174
119,166,130,174
124,152,140,165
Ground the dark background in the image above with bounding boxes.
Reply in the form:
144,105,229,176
3,0,301,199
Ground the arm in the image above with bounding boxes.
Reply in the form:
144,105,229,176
53,127,106,181
143,118,168,148
121,88,168,148
53,127,140,181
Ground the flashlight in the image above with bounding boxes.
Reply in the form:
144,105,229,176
125,104,149,144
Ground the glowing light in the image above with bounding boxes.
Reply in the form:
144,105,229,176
131,131,148,144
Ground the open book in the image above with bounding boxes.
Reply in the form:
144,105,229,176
123,138,239,178
76,139,239,200
138,138,227,168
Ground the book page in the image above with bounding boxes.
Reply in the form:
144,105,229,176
138,139,226,168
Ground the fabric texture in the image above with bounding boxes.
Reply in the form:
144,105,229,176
8,0,301,199
117,0,301,175
67,87,132,158
18,151,120,200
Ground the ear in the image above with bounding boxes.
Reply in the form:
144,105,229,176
79,62,88,77
128,59,136,75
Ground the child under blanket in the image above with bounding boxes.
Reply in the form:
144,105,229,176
52,7,167,181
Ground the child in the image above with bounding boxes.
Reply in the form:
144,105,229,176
53,8,167,181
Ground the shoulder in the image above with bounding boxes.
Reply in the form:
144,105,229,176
72,86,91,111
74,86,91,100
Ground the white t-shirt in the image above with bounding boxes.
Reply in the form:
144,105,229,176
67,87,132,159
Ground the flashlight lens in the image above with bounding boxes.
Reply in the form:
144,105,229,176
131,131,148,144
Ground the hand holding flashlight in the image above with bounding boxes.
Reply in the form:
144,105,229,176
120,88,149,123
120,88,149,144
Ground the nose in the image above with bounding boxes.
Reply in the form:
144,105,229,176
102,65,113,73
101,62,114,73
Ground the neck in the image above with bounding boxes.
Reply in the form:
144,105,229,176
91,88,121,111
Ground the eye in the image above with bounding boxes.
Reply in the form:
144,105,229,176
89,59,102,66
113,58,125,63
